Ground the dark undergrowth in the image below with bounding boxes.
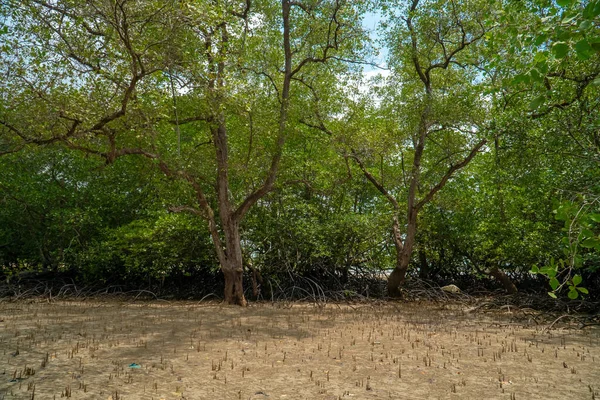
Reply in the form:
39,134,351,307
1,267,599,320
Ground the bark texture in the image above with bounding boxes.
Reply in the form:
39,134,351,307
223,268,247,306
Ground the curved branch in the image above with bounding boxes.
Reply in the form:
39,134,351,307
348,150,400,210
169,205,204,217
415,138,487,211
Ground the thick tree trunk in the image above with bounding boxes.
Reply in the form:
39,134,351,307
222,267,247,306
488,266,518,294
387,265,407,297
218,220,248,306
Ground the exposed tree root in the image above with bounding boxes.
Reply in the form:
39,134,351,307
1,273,598,331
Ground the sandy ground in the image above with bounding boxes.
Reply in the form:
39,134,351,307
0,300,599,400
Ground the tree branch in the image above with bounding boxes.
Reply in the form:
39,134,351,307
348,150,400,210
290,0,342,77
415,138,487,211
169,205,205,218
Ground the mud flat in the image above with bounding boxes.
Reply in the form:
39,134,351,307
1,300,599,399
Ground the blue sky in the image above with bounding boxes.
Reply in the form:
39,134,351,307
363,11,383,33
362,11,389,73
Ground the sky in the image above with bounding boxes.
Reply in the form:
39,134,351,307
363,10,383,33
360,10,391,91
361,11,389,74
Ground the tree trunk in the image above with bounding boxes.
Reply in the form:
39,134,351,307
488,266,518,295
387,265,407,297
207,228,249,306
222,267,247,306
387,211,418,297
218,220,248,306
205,212,248,306
387,244,414,297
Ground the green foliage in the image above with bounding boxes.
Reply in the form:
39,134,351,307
0,145,217,284
531,198,599,298
78,213,217,283
1,0,599,301
493,0,600,114
244,172,394,280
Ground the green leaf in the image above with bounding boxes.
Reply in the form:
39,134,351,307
552,42,569,58
584,2,595,18
533,34,547,46
589,213,600,222
581,229,594,238
577,287,589,294
581,237,600,248
583,1,600,18
533,51,547,63
512,73,530,85
530,69,543,82
549,277,560,290
548,292,558,299
536,60,549,74
529,95,545,110
590,40,600,52
531,265,539,273
555,208,569,221
539,266,551,275
568,289,578,299
557,0,572,6
579,20,592,30
572,274,582,286
593,77,600,86
575,40,593,59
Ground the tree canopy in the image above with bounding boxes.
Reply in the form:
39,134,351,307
1,0,599,304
